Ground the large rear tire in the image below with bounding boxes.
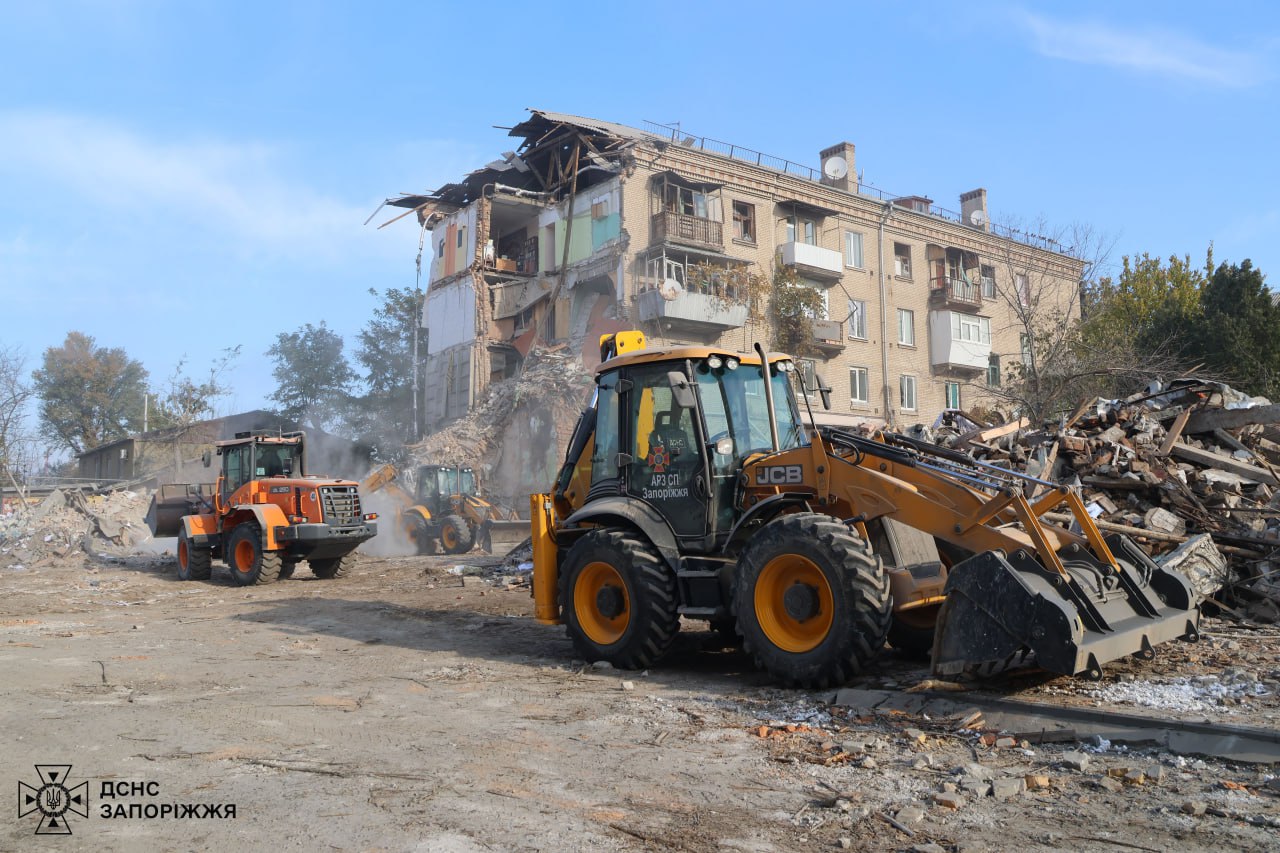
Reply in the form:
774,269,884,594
559,528,679,669
310,554,352,579
735,513,891,688
439,515,473,555
226,523,282,586
176,529,212,581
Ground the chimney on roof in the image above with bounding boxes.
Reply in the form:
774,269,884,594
960,188,989,232
819,142,856,192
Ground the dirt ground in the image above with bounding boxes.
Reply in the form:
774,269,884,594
2,542,1279,852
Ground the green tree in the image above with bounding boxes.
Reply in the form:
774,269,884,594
32,332,148,455
267,322,354,431
770,262,826,358
349,287,421,456
1081,250,1208,360
1191,259,1279,397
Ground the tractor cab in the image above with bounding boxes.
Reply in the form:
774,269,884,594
215,432,306,507
556,336,808,549
414,465,479,516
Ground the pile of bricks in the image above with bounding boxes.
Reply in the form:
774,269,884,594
925,380,1280,622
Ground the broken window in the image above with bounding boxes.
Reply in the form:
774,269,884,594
981,264,997,298
894,243,912,278
732,201,756,242
666,185,712,219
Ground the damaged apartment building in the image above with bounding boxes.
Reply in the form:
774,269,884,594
386,109,1084,435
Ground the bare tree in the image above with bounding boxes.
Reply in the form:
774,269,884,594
0,345,36,506
974,218,1170,423
150,347,241,474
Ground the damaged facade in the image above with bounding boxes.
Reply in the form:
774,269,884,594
387,109,1084,437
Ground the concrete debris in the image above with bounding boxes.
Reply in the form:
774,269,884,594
921,378,1280,623
1,487,155,570
1086,670,1274,715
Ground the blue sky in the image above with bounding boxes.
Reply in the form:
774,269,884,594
2,1,1277,438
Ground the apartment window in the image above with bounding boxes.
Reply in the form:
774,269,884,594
849,367,869,404
1020,333,1033,367
894,242,912,277
799,358,818,397
945,381,961,409
514,303,535,332
843,231,864,268
950,313,991,345
847,299,867,339
803,219,817,245
665,185,713,219
899,375,917,411
981,264,996,299
897,308,915,346
732,201,756,242
987,354,1001,387
457,226,465,248
1016,273,1030,307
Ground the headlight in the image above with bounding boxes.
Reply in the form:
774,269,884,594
707,354,724,369
725,357,739,370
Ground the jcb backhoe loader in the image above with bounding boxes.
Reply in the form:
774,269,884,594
529,332,1199,687
147,431,378,584
361,463,525,554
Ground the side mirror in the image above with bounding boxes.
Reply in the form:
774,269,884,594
201,449,212,467
817,374,832,411
667,371,696,409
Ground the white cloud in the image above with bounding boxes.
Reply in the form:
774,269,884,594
1018,12,1269,87
0,111,395,262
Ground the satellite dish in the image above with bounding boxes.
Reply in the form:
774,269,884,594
659,278,684,301
822,155,848,180
969,209,988,227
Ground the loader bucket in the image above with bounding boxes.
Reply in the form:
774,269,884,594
932,534,1200,679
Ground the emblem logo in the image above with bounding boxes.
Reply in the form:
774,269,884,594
18,764,88,835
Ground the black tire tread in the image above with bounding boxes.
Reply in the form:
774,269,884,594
440,514,474,554
558,528,680,670
226,523,282,586
735,512,891,688
177,530,213,581
310,553,353,579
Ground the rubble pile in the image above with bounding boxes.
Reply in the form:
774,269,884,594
0,488,153,570
924,379,1280,621
410,345,593,500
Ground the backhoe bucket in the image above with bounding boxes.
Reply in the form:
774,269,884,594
932,534,1200,678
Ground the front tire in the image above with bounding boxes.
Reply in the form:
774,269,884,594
559,528,679,669
226,523,282,586
439,515,473,554
310,553,352,579
177,530,212,581
735,513,891,688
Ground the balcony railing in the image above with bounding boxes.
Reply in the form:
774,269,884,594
929,275,982,309
651,211,723,251
636,287,746,334
781,241,843,281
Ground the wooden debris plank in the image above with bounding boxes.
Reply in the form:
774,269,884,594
1158,408,1192,456
1169,444,1279,486
1184,403,1280,434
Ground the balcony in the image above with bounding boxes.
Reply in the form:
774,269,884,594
929,275,982,310
928,310,990,371
811,318,845,354
651,211,723,251
781,241,843,282
636,287,747,335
